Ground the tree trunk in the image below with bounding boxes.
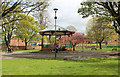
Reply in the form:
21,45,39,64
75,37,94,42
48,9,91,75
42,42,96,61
25,42,27,50
73,45,75,51
5,40,10,48
118,34,120,44
25,38,27,50
72,43,76,51
4,34,11,49
98,42,102,49
97,43,98,48
96,42,97,48
114,19,120,35
82,43,83,49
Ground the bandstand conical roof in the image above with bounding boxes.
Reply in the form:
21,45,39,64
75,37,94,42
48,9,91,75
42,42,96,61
39,26,75,35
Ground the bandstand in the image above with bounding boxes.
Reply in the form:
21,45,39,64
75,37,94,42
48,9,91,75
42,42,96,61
39,26,75,51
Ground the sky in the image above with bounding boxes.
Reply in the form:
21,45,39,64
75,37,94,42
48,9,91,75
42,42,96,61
47,0,91,34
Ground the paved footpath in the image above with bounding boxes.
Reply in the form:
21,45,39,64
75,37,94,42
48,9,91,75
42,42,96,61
1,50,119,59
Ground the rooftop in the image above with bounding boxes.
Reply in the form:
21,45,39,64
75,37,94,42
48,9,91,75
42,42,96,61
39,26,75,35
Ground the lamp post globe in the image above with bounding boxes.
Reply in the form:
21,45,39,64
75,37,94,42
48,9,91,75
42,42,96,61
53,8,58,12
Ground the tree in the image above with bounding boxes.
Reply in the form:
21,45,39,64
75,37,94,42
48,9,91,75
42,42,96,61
0,1,2,44
66,25,77,31
2,13,20,48
2,9,42,49
0,0,2,19
86,17,114,49
78,1,120,35
60,32,85,51
15,15,40,50
32,0,51,28
1,0,49,49
2,0,22,18
49,36,55,44
1,0,50,24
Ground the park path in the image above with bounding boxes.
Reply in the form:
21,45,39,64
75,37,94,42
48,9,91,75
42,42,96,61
1,50,119,59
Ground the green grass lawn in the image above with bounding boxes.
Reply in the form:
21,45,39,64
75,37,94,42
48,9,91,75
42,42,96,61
77,43,120,46
0,59,1,76
2,58,119,75
75,48,120,51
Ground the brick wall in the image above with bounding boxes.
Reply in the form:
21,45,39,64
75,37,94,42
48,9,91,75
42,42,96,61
27,45,41,49
10,37,26,46
2,45,41,50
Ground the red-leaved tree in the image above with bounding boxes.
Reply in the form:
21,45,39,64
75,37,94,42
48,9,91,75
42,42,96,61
60,32,85,51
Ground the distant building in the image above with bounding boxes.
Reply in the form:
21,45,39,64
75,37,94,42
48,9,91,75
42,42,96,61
1,36,42,50
1,36,28,50
10,36,25,46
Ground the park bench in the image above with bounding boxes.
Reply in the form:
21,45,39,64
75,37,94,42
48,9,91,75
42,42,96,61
59,46,66,51
61,46,66,51
91,46,97,50
112,48,117,51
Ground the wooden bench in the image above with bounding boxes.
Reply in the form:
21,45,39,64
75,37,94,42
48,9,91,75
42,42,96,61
91,46,97,50
91,48,97,50
112,48,117,51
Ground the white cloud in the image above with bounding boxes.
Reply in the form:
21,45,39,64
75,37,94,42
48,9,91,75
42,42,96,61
47,0,91,33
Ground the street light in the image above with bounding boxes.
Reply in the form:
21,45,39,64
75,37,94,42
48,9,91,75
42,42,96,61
53,8,58,59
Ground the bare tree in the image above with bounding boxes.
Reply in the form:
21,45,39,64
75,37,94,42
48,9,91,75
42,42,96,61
66,25,77,31
1,0,49,23
31,0,51,28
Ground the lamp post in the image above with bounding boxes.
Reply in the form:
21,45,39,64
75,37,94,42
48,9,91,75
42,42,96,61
53,8,58,59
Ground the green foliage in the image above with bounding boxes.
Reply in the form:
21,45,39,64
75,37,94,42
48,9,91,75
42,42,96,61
15,15,41,42
14,14,44,50
86,17,115,49
1,0,50,49
50,36,55,43
78,1,120,34
86,17,114,41
2,12,21,47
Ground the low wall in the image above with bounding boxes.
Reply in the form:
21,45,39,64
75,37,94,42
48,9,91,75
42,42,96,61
75,46,98,48
27,45,41,49
2,45,41,50
11,46,25,50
